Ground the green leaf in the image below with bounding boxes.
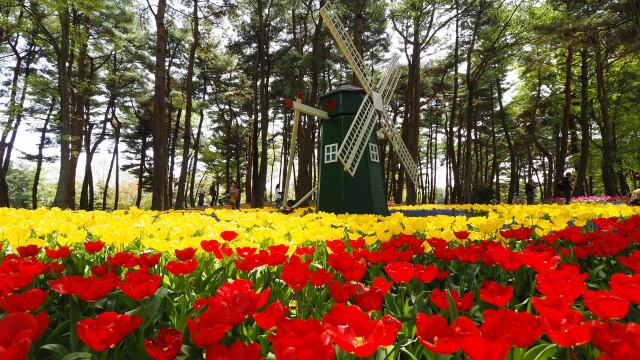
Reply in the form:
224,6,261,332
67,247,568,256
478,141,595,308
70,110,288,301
61,352,93,360
41,344,70,357
522,343,558,360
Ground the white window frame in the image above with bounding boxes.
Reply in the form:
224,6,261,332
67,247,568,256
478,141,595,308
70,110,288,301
369,143,380,162
325,143,338,163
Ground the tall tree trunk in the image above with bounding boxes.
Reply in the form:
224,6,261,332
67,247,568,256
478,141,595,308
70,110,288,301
496,79,517,203
175,0,199,210
189,70,207,208
595,36,617,195
404,12,421,205
3,50,33,175
574,47,590,196
151,0,169,210
33,100,55,209
554,44,573,196
136,136,146,208
53,8,72,208
447,0,460,204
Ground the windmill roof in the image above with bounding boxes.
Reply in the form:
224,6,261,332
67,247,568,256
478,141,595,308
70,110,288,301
320,84,365,99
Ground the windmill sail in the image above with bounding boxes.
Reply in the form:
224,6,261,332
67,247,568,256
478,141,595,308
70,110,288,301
337,95,377,176
319,2,373,94
321,0,420,186
380,112,420,186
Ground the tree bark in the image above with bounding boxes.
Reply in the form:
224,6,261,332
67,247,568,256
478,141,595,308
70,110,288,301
175,0,199,210
53,8,72,208
594,35,617,195
554,44,573,196
151,0,169,210
574,47,590,196
32,100,55,209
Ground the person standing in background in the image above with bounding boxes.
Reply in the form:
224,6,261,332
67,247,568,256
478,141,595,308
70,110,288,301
525,180,536,205
229,183,239,210
275,184,283,208
561,172,574,204
209,182,218,207
197,188,206,208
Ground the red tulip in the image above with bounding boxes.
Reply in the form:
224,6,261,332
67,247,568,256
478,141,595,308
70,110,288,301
415,314,460,354
77,312,142,352
430,289,474,312
582,290,629,320
269,318,335,360
84,241,105,254
295,245,315,256
415,264,438,283
458,334,511,360
187,309,233,348
107,251,138,268
618,250,640,273
354,287,384,312
610,273,640,304
119,271,161,301
349,238,365,249
328,280,361,303
0,273,37,296
383,262,415,283
454,231,470,240
16,245,41,257
207,341,262,360
144,328,183,360
280,255,311,291
541,309,593,347
535,264,587,302
91,264,114,277
327,253,366,281
164,258,198,276
531,295,573,316
309,267,333,287
0,312,48,360
49,274,120,302
137,253,162,267
45,246,72,259
372,276,393,295
499,227,533,240
479,281,513,307
0,289,48,313
175,247,196,261
48,262,64,274
252,301,287,330
322,303,401,357
592,321,640,360
215,279,269,325
481,309,542,348
220,230,238,241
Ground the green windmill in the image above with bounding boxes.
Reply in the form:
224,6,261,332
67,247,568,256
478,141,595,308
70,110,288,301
281,0,419,215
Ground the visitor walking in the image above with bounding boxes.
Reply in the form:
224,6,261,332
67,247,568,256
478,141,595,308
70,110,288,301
229,183,240,210
197,188,206,208
560,172,574,204
209,182,218,207
525,180,536,205
275,184,283,209
630,188,640,206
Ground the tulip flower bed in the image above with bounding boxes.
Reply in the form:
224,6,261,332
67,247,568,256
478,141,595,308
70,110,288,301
0,207,640,359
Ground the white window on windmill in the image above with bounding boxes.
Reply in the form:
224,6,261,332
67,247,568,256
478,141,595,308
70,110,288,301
369,143,380,162
325,143,338,163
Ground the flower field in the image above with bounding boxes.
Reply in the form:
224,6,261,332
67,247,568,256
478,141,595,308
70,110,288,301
0,204,639,360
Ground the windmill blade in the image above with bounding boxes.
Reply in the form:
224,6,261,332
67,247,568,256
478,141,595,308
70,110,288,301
381,113,420,186
337,95,377,176
381,60,402,106
320,1,374,95
376,55,400,101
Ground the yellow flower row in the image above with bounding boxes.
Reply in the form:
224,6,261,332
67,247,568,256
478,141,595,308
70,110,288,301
0,204,638,252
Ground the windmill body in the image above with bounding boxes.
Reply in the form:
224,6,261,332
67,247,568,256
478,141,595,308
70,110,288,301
317,85,388,215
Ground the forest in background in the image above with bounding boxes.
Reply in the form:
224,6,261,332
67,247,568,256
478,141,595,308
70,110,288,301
0,0,639,210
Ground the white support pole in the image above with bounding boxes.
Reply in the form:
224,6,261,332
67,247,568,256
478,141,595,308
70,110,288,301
282,96,302,208
292,185,317,209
